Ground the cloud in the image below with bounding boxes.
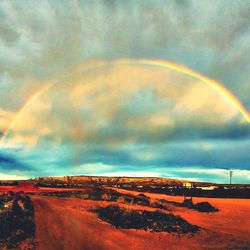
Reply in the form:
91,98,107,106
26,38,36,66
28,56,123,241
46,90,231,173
161,167,250,184
0,0,250,109
0,173,28,180
0,1,249,182
0,108,14,136
0,148,32,180
3,62,248,148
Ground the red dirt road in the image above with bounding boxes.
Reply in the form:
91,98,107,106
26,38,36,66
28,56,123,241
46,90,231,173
32,196,172,250
32,194,250,250
32,196,106,250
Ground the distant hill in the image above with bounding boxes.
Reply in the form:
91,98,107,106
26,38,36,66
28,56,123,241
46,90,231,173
33,175,187,186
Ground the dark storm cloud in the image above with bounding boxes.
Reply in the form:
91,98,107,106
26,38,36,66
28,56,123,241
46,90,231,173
56,139,250,171
172,119,250,141
6,136,249,182
0,150,31,171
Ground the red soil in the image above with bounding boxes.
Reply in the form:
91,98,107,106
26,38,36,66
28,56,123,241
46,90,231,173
31,190,250,250
0,186,87,193
0,184,38,193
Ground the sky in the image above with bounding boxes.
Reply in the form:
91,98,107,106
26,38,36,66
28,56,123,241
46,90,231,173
0,0,250,183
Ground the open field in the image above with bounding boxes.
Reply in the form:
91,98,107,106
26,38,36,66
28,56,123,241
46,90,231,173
30,187,250,250
0,183,249,249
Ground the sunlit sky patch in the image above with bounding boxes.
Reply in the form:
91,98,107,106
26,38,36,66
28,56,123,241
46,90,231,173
0,0,249,183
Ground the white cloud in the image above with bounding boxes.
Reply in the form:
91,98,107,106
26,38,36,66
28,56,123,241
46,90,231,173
0,108,14,135
0,173,28,180
76,163,114,175
98,171,161,178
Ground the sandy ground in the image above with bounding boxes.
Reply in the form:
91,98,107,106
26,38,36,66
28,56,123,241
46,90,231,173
31,190,250,250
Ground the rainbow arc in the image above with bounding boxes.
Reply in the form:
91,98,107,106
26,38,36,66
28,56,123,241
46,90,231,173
1,59,249,146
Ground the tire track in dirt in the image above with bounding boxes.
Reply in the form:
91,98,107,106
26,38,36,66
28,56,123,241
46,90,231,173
32,196,107,250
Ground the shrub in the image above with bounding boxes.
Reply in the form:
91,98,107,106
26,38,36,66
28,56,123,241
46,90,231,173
194,202,219,212
94,205,199,234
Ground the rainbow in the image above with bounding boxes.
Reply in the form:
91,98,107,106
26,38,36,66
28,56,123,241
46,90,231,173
0,83,52,145
1,59,249,145
116,59,250,123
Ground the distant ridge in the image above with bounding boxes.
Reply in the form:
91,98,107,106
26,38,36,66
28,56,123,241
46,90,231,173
29,175,249,187
32,175,209,186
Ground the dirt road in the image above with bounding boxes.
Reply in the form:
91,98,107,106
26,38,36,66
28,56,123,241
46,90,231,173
32,196,171,250
32,196,107,250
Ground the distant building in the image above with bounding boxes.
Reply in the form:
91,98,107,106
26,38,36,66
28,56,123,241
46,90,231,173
183,182,193,189
197,185,217,190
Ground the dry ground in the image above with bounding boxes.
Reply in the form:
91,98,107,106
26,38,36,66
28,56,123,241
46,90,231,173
31,188,250,250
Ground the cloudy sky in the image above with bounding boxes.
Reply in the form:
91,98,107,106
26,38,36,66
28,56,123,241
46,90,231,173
0,0,249,183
